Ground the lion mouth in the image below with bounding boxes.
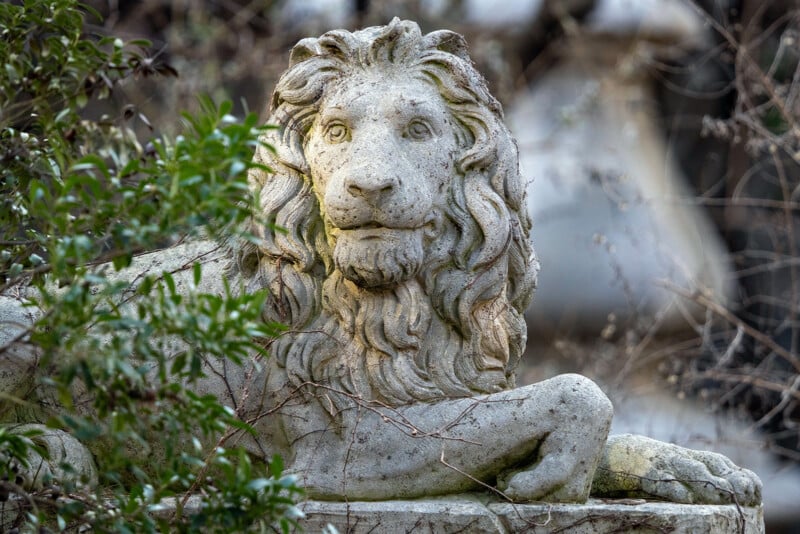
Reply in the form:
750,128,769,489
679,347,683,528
331,213,440,239
344,224,389,240
330,225,418,244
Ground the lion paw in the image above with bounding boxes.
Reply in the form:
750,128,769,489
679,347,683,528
2,424,97,491
497,454,596,503
593,434,762,506
497,468,580,503
654,446,761,506
497,469,549,501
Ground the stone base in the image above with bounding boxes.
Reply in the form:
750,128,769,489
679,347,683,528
1,494,765,532
297,496,764,533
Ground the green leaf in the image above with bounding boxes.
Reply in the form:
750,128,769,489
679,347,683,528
269,455,284,478
193,262,202,287
163,271,176,294
170,351,187,375
71,155,110,177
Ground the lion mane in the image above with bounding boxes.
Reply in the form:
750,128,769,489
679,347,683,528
235,18,538,407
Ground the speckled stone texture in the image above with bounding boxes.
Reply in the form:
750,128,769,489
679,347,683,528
296,497,764,534
0,495,765,533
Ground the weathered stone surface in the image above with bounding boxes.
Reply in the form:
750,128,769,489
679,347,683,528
297,497,506,533
0,295,38,404
491,499,764,534
296,497,764,534
593,434,761,505
0,495,766,533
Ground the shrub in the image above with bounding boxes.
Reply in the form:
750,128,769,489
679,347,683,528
0,1,302,531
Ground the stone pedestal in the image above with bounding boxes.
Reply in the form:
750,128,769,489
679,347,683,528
297,497,764,533
0,495,766,533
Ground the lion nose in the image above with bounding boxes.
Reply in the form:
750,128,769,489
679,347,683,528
345,173,397,199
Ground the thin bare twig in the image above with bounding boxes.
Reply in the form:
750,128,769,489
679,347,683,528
659,279,800,373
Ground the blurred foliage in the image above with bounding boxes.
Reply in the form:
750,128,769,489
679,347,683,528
0,0,302,531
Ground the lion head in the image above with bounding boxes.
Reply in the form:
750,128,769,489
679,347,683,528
235,19,538,407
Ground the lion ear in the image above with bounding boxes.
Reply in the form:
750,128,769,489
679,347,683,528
289,38,322,66
423,30,469,60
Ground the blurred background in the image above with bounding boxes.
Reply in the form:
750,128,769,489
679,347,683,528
82,0,799,530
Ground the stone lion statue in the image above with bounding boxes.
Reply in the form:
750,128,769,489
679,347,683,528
2,18,761,507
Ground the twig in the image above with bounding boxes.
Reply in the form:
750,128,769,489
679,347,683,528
438,449,512,502
659,279,800,373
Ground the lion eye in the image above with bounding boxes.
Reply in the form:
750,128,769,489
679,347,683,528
323,122,350,144
404,119,433,141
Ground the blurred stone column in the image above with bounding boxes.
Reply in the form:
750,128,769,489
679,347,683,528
512,0,733,336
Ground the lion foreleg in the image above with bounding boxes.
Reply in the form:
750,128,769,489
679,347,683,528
285,373,612,502
493,374,613,502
